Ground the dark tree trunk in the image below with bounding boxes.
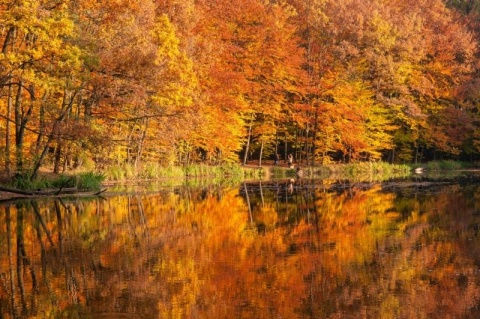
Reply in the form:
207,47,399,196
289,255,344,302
6,206,18,319
258,140,264,166
243,114,254,166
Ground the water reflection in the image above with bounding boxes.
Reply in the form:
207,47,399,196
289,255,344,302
1,179,480,318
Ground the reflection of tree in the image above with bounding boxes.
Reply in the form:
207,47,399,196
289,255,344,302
1,183,480,318
242,181,480,318
394,186,480,318
5,206,18,319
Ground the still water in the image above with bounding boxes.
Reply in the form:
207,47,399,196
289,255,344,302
1,177,480,318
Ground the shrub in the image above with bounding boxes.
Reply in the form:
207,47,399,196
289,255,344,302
141,162,161,179
50,175,76,188
77,172,105,191
104,165,125,181
10,173,49,190
426,160,466,171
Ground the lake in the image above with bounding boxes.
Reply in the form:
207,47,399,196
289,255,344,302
1,175,480,318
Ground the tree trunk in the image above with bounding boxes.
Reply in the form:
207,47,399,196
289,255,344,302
259,181,265,207
54,201,64,256
243,113,254,166
16,209,28,316
2,27,14,176
14,82,35,175
33,221,47,284
311,112,318,166
34,93,47,157
31,136,54,181
302,129,309,164
135,118,149,169
5,81,12,176
14,81,24,173
6,206,18,319
294,127,299,162
1,26,15,54
0,184,106,198
30,91,78,180
243,183,253,225
275,129,278,155
53,142,62,174
258,140,264,166
32,201,56,247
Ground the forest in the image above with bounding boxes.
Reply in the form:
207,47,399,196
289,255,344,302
1,0,479,179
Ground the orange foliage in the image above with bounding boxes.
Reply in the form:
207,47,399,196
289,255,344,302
0,1,479,172
2,182,480,317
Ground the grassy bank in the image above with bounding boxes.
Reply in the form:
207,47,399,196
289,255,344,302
325,162,412,181
263,162,412,182
104,162,246,181
8,171,105,191
423,160,472,171
6,160,475,192
268,165,330,179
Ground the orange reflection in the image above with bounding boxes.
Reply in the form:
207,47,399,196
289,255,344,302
0,183,480,318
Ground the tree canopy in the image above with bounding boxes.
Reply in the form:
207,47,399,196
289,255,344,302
0,0,479,176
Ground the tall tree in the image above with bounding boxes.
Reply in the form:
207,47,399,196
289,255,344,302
71,0,198,167
0,0,86,178
195,0,307,165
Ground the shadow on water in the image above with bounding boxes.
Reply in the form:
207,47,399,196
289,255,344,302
2,173,480,318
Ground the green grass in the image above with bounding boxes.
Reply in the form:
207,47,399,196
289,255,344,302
242,166,267,179
243,162,409,181
8,171,105,191
76,172,105,191
50,175,77,188
9,173,50,190
425,160,469,171
325,162,412,181
324,160,473,182
184,163,244,178
103,162,246,182
104,165,126,181
18,160,471,192
269,166,297,179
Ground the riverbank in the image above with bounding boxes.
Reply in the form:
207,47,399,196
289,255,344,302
0,160,476,200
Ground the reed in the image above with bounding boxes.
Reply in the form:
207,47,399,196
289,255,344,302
325,162,412,181
269,166,297,179
243,166,268,179
8,171,104,191
103,162,245,181
104,165,126,181
9,173,50,190
425,160,469,171
76,172,105,191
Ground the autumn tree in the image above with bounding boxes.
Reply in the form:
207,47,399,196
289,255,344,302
67,0,199,168
289,0,478,163
363,0,476,161
0,0,90,178
1,0,479,178
194,0,307,165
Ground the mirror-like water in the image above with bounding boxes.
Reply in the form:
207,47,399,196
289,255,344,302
1,178,480,318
